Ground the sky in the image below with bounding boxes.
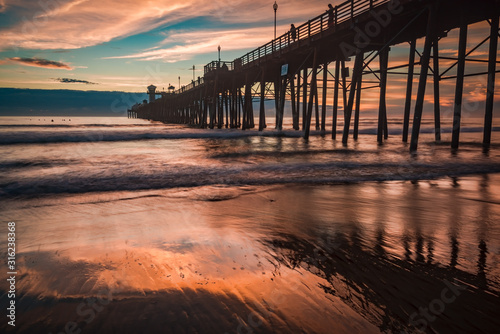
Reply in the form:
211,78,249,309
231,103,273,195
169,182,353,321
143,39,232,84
0,0,498,118
0,0,341,92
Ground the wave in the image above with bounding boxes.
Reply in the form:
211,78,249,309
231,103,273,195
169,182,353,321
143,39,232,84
0,129,303,145
1,126,499,145
0,159,79,169
2,160,499,197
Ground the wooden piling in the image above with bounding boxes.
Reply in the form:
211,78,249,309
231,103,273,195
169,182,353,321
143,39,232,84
279,77,287,130
451,23,468,150
202,85,208,128
291,75,299,130
321,63,328,132
243,78,253,130
341,61,348,112
248,85,255,128
210,77,218,129
483,15,499,147
403,39,416,142
353,73,362,140
433,38,441,141
410,6,437,152
315,83,320,130
259,71,266,131
378,48,388,143
224,90,229,128
302,68,308,130
332,60,340,140
231,85,237,128
305,48,319,139
296,72,301,130
216,91,222,129
342,52,363,145
274,77,280,129
238,88,242,128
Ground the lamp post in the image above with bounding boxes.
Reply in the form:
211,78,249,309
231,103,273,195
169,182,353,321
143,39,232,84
192,65,195,81
178,76,180,89
273,1,278,40
218,45,221,66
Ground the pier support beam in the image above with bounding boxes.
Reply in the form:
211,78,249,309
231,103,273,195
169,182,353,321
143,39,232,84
451,23,468,150
302,68,308,130
321,63,328,132
259,71,266,131
433,38,441,141
224,90,229,128
342,52,364,145
291,75,299,130
403,39,416,142
341,61,348,112
209,77,218,129
305,48,319,139
238,88,242,128
332,60,340,140
483,15,499,147
274,77,280,129
315,79,320,130
243,79,252,130
410,6,437,152
296,72,301,130
218,91,223,129
378,48,389,143
278,77,287,130
353,71,362,140
231,85,237,128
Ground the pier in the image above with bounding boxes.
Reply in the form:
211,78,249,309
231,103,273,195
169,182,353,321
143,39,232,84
131,0,500,151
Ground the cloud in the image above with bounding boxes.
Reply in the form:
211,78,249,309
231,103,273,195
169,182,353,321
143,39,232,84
104,25,290,62
54,77,98,84
35,0,90,19
0,0,333,51
0,0,188,50
8,57,72,69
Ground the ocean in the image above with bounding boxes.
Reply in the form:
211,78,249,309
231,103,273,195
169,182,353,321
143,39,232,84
1,116,500,333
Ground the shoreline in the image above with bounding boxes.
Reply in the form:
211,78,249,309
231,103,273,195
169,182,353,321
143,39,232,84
1,174,500,333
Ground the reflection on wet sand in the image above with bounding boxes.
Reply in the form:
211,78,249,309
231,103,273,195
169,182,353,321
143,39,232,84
1,175,500,333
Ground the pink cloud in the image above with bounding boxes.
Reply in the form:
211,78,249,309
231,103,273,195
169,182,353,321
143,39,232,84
0,0,336,51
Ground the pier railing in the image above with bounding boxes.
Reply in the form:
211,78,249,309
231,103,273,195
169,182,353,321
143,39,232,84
236,0,390,69
173,77,205,94
178,0,391,95
204,61,235,74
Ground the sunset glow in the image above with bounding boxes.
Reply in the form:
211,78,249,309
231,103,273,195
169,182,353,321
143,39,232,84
0,0,340,92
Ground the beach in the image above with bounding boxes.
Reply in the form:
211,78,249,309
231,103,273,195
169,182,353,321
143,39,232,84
1,116,500,333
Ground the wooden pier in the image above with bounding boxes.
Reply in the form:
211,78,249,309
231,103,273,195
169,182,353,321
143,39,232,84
130,0,500,151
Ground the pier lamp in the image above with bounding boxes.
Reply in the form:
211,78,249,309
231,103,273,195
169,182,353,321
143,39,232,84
273,1,278,40
218,45,221,64
178,76,180,89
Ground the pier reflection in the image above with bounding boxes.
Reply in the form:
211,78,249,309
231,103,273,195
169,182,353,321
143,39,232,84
1,176,500,333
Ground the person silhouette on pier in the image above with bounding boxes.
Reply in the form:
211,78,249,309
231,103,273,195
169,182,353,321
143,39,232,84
290,24,297,41
327,4,334,28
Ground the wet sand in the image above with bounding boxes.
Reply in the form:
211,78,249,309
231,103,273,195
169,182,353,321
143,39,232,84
1,174,500,333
